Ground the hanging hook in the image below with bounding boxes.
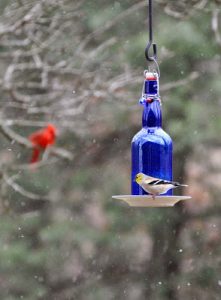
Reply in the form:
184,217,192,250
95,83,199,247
145,42,157,62
145,0,157,62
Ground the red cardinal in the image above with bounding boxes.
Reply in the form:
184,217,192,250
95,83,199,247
29,124,57,163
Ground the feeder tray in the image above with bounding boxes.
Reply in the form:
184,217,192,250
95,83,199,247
112,195,191,207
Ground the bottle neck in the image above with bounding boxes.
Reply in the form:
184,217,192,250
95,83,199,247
142,100,162,127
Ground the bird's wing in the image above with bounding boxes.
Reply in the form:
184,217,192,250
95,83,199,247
29,130,49,148
141,181,175,195
147,179,168,185
143,176,159,184
147,178,187,187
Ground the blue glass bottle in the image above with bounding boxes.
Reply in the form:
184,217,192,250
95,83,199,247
131,72,173,195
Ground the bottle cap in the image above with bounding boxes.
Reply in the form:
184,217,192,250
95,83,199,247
139,71,160,105
144,71,158,81
144,72,159,97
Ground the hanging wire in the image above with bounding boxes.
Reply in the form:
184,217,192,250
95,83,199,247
145,0,158,65
150,57,160,78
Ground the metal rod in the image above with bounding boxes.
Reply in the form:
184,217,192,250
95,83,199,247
149,0,153,43
145,0,157,62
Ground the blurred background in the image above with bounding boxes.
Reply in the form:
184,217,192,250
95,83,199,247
0,0,221,299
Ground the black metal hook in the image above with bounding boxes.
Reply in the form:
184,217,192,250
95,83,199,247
145,0,157,62
145,42,157,62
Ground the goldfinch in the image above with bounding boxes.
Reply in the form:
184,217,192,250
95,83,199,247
135,173,187,199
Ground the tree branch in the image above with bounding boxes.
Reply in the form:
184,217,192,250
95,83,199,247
0,124,74,160
2,173,50,201
212,8,221,47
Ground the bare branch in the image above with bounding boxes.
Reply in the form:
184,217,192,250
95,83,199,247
0,3,42,38
212,8,221,47
164,5,185,19
0,124,73,161
76,0,147,54
194,0,208,10
9,158,59,171
108,71,200,96
50,147,74,161
0,124,32,148
2,173,50,201
160,72,200,92
86,37,117,60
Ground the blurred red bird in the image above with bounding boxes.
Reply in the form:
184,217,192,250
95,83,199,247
29,124,57,163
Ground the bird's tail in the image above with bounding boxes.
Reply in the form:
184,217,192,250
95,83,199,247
30,147,40,164
173,182,188,187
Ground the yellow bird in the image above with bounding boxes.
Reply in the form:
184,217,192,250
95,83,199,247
135,173,187,199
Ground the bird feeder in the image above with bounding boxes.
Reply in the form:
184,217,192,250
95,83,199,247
113,0,191,207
